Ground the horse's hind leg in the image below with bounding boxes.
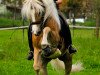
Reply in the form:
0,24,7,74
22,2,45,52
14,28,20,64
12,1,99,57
64,53,72,75
59,53,72,75
35,70,39,75
40,63,48,75
40,58,51,75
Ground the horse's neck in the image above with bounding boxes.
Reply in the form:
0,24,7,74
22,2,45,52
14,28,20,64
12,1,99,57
46,17,60,31
44,17,60,42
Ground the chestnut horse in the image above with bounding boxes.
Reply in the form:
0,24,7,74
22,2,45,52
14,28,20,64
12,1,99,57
22,0,82,75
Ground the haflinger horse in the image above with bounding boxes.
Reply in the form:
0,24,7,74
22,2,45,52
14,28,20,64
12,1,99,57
22,0,83,75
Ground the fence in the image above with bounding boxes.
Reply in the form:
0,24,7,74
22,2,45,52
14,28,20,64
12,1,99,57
0,25,97,31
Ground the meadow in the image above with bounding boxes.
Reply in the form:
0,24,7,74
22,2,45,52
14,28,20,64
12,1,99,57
0,29,100,75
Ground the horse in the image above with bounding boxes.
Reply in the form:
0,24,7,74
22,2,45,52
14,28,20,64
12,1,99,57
22,0,83,75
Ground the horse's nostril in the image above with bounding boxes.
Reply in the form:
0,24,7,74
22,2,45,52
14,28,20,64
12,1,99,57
35,33,39,36
34,31,41,36
37,30,41,35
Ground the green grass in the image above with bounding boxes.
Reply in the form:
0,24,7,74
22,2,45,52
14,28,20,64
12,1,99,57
0,17,29,28
0,18,22,27
71,29,100,75
0,29,100,75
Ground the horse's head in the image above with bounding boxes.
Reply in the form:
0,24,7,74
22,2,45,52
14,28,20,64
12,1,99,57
22,0,61,36
22,0,45,35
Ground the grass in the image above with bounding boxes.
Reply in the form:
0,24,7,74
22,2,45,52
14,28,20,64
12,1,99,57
0,17,29,28
0,17,22,28
0,29,100,75
71,29,100,75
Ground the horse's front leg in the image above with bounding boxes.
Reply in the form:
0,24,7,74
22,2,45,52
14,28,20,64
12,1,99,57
33,47,49,75
33,47,42,75
40,57,51,75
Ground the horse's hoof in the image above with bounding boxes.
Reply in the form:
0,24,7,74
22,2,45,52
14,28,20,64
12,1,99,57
42,48,61,59
47,49,61,59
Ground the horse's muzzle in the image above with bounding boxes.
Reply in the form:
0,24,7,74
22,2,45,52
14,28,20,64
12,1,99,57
42,46,52,57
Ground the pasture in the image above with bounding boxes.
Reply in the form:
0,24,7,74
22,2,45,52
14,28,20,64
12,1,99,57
0,29,100,75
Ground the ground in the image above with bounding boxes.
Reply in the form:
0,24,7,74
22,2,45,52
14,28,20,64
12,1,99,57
0,29,100,75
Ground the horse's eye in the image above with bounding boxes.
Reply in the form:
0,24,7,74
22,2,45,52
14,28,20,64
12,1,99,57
38,12,41,15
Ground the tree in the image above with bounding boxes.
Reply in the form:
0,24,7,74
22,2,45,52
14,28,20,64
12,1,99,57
83,0,100,38
2,0,23,7
93,0,100,38
60,0,86,18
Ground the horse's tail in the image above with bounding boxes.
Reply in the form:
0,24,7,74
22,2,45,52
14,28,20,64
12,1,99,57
50,58,84,72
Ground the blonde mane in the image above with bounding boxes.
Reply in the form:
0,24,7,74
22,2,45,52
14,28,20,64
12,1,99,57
21,0,61,29
21,0,44,19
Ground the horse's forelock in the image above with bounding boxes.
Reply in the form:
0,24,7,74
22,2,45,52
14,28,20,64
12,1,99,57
22,0,44,19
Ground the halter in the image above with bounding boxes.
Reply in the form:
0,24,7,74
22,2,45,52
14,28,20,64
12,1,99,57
30,21,41,25
30,14,48,36
29,2,47,36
